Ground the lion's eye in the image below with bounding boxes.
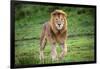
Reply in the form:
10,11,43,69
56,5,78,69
56,19,58,21
61,19,64,21
61,19,63,20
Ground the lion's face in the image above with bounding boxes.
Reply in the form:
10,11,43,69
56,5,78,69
53,13,65,30
50,10,67,33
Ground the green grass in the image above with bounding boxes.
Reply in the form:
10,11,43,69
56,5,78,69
15,4,95,66
15,36,95,65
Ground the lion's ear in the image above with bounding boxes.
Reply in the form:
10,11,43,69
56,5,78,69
64,12,67,17
51,11,56,16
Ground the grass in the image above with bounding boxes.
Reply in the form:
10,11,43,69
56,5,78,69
15,36,95,65
15,4,95,66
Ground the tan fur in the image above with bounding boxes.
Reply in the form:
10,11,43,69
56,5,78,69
40,10,67,63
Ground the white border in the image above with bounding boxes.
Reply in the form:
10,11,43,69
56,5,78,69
0,0,100,69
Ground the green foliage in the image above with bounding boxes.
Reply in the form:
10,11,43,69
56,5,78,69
15,4,95,40
15,4,95,65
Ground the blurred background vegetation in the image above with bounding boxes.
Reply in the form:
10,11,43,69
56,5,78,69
15,3,95,66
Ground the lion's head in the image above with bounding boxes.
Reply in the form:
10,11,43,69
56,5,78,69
50,10,67,34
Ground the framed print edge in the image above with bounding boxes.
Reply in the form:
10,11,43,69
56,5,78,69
10,1,97,68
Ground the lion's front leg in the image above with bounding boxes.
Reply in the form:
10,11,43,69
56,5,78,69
40,49,44,63
59,43,67,60
51,43,58,61
40,35,47,63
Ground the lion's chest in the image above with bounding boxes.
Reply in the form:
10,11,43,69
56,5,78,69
55,32,63,42
49,31,64,43
46,25,66,43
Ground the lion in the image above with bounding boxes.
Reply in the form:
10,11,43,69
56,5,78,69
40,10,67,63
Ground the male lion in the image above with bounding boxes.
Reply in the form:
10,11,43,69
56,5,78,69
40,10,67,63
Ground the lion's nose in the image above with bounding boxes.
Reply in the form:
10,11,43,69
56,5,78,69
58,24,61,26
